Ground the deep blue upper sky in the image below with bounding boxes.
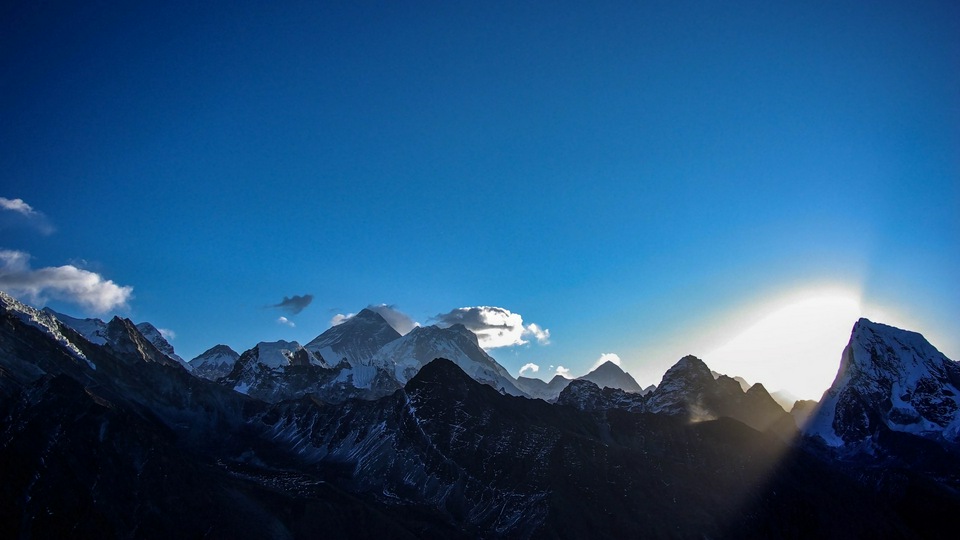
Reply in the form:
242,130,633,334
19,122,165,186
2,1,957,396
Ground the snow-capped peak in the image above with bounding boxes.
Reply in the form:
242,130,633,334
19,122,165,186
304,308,401,368
805,318,960,446
190,344,239,381
370,324,525,396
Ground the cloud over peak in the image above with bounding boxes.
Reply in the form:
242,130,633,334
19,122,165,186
432,306,550,350
591,352,622,371
0,249,132,313
331,303,419,335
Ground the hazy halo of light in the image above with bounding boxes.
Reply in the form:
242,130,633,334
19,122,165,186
704,288,863,401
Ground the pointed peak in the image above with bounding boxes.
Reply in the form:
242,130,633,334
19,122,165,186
195,344,239,359
745,382,771,397
667,355,712,376
353,308,386,321
591,360,625,374
406,357,473,388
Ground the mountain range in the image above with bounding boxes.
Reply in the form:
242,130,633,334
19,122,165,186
2,290,958,538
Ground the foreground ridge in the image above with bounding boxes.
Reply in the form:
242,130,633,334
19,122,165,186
1,292,958,538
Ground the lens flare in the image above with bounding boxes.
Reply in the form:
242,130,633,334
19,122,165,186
705,291,862,401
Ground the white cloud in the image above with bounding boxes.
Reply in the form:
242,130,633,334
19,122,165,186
330,312,355,326
432,306,551,350
0,249,132,313
0,198,37,215
519,362,540,377
158,328,176,341
555,365,571,378
524,322,550,345
277,316,295,327
591,352,622,371
0,197,54,235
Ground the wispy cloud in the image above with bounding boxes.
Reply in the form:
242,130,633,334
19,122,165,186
591,352,621,371
331,304,419,335
524,322,551,345
158,328,176,341
271,294,313,315
0,249,132,313
555,365,571,378
432,306,551,349
519,362,540,377
277,316,295,327
0,197,54,235
366,303,418,334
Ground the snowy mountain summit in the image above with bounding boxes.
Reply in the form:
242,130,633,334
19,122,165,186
805,318,960,446
304,308,401,368
370,323,526,396
190,344,240,381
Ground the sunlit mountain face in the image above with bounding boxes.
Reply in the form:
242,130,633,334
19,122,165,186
2,291,959,538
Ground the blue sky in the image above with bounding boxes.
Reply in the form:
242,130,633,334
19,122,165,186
2,1,957,399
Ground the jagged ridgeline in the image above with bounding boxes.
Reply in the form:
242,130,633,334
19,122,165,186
2,291,959,538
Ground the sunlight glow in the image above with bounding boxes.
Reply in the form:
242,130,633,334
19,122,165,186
705,291,862,402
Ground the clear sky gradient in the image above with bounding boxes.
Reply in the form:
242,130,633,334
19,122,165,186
2,1,957,400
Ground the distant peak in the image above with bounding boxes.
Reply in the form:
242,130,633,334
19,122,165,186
256,339,300,349
592,360,625,374
199,344,238,357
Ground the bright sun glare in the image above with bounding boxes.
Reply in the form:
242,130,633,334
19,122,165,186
705,291,862,402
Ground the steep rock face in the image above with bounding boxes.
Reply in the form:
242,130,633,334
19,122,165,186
646,355,796,438
135,322,190,370
40,308,109,345
556,379,645,412
304,308,401,368
369,324,526,396
579,360,644,393
2,293,95,372
805,318,960,447
103,317,186,370
190,344,240,381
646,355,718,416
